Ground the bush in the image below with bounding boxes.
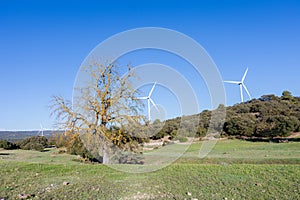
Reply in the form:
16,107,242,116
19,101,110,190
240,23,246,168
54,131,73,148
196,127,207,138
223,114,256,137
112,151,144,164
67,133,95,161
175,136,188,143
18,136,48,151
0,140,19,150
22,143,44,151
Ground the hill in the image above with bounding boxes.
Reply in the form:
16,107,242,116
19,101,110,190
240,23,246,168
152,90,300,139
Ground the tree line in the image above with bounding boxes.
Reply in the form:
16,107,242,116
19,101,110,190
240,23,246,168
0,136,49,151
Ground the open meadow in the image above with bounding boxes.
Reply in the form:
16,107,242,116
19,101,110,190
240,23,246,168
0,139,299,199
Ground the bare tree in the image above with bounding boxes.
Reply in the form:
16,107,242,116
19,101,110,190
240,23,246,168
51,62,145,164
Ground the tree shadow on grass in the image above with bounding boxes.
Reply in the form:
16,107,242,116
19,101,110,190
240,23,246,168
0,153,10,155
243,137,300,143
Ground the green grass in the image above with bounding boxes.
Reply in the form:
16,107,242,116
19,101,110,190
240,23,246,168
179,139,300,164
1,140,300,199
0,148,81,165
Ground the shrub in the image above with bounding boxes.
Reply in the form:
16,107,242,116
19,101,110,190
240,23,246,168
112,151,144,164
54,131,73,148
196,127,207,138
18,136,48,151
67,133,96,161
22,143,44,151
0,140,19,150
175,136,188,143
58,148,67,154
223,114,256,137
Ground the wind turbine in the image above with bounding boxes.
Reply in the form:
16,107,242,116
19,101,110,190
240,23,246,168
38,123,44,137
224,68,252,102
137,82,159,122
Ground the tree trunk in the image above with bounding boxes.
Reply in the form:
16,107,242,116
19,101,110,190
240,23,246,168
102,143,109,164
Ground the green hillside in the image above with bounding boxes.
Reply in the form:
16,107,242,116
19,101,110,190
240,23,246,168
153,91,300,139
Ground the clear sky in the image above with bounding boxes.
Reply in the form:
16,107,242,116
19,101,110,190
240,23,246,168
0,0,299,130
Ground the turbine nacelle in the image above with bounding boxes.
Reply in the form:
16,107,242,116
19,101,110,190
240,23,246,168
224,67,252,102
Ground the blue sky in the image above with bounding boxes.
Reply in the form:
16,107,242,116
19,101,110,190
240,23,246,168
0,0,299,130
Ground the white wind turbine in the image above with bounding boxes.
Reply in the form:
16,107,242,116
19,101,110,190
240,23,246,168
37,123,44,137
224,68,252,102
137,82,159,122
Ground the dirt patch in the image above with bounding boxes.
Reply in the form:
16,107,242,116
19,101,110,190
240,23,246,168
287,132,300,138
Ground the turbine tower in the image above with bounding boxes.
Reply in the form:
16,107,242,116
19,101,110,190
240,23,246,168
38,123,44,137
224,68,252,102
137,82,159,122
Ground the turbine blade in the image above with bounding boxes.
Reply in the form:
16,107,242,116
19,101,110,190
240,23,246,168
241,67,248,82
149,98,159,111
224,81,240,84
148,82,157,97
243,84,252,100
136,96,148,100
240,84,244,102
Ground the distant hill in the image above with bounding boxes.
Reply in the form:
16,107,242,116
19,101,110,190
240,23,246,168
0,130,60,142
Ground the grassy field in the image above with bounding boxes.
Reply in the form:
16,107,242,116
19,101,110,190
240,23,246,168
0,140,300,199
